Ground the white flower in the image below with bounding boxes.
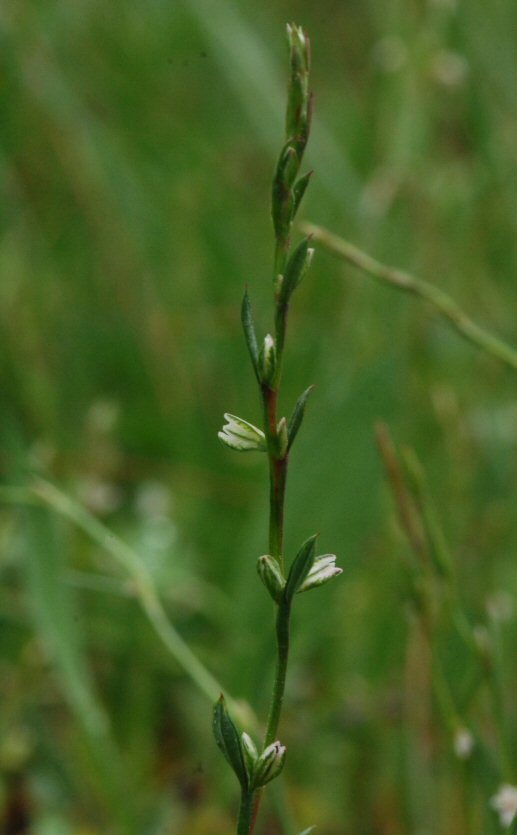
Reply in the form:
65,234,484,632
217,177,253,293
297,553,342,593
491,784,517,828
453,728,474,760
218,413,266,452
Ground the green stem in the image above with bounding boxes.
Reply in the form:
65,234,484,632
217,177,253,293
237,790,254,835
262,385,288,567
274,235,290,281
303,223,517,374
274,301,288,382
264,601,291,747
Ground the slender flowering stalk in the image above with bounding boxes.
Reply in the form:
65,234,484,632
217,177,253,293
302,223,517,374
212,24,342,835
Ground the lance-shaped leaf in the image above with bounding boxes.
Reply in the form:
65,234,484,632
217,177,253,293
218,414,266,452
292,170,313,220
287,385,314,450
298,828,316,835
212,696,248,790
284,534,318,603
241,289,259,378
278,236,314,306
297,554,342,593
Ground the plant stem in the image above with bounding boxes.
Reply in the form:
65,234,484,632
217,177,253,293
265,601,291,747
236,25,314,835
251,379,290,835
303,223,517,374
237,791,254,835
248,604,291,835
262,385,288,567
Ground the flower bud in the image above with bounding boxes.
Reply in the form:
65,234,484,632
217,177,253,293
253,740,286,787
258,334,277,386
257,555,285,603
241,732,259,779
276,417,289,458
218,413,266,452
285,24,312,161
297,553,342,593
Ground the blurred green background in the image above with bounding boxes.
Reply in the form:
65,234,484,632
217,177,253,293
2,0,517,833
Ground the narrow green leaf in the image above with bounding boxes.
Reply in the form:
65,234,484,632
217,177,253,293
23,505,135,830
241,288,259,378
284,534,318,603
298,828,316,834
279,235,314,305
287,385,314,450
292,171,313,219
213,695,249,790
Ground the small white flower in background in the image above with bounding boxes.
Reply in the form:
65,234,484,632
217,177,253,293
431,50,469,88
218,413,266,452
473,625,491,654
76,477,122,515
491,784,517,828
135,480,173,519
297,553,342,593
486,590,514,624
371,35,407,73
29,440,57,470
86,399,120,434
453,727,474,760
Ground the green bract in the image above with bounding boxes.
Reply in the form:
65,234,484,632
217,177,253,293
284,534,318,603
287,386,314,450
212,696,248,791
